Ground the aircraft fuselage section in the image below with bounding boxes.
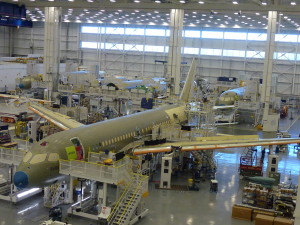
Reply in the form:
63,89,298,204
14,104,186,188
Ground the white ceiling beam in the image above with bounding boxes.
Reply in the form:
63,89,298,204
4,1,300,12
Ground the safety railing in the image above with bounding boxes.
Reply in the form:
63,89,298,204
0,148,26,165
59,158,130,184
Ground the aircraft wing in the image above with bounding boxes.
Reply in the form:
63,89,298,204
0,94,52,104
28,103,84,130
213,105,236,110
133,135,300,155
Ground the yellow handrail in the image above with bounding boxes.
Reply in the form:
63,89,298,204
107,178,134,222
115,174,148,224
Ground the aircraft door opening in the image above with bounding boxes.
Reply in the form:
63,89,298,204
70,137,84,160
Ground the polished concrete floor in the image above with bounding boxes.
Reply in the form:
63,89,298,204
0,119,299,225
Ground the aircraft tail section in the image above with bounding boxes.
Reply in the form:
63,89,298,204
179,58,197,103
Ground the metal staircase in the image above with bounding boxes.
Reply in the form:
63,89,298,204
107,174,148,225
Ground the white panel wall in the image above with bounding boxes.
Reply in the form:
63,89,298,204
3,21,300,98
0,26,10,57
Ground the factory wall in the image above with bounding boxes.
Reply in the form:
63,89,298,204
12,22,80,60
5,21,300,97
0,26,10,57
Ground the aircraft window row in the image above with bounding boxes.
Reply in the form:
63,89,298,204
99,123,170,148
101,132,133,147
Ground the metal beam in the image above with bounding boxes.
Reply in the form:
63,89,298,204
4,1,300,12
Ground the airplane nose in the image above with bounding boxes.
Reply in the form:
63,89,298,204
14,171,29,188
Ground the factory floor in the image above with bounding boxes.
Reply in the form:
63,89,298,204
0,119,299,225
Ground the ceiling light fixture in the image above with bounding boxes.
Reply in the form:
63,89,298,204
110,0,116,2
232,1,238,4
198,1,204,4
134,0,140,3
291,1,296,5
261,1,267,5
179,0,186,3
155,0,161,3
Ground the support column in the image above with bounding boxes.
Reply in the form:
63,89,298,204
68,176,74,204
8,27,14,57
44,7,62,100
167,9,184,96
261,11,279,132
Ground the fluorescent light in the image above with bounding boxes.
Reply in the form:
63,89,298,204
232,1,238,4
155,0,161,2
198,1,204,3
134,0,140,2
291,1,296,5
17,188,40,198
261,1,267,5
179,0,185,3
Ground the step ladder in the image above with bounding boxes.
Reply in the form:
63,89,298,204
107,174,147,225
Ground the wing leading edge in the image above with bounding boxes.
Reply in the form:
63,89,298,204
29,103,84,130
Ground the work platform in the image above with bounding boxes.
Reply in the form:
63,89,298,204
59,154,149,224
0,147,26,165
59,157,132,185
0,147,42,203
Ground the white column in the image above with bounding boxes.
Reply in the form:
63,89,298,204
102,182,107,206
44,7,62,100
261,11,279,131
68,176,74,203
167,9,184,96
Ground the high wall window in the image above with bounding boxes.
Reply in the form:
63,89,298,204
144,45,165,52
81,41,98,49
275,52,296,60
145,29,166,36
106,27,124,35
80,25,300,62
223,50,245,57
184,47,199,55
275,34,298,43
201,48,222,56
184,30,201,38
124,44,144,51
224,32,247,40
247,33,267,41
82,26,99,34
202,31,223,39
246,51,265,58
125,28,144,35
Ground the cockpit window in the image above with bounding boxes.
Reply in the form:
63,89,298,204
48,153,59,162
40,141,48,146
29,153,47,164
23,152,33,163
